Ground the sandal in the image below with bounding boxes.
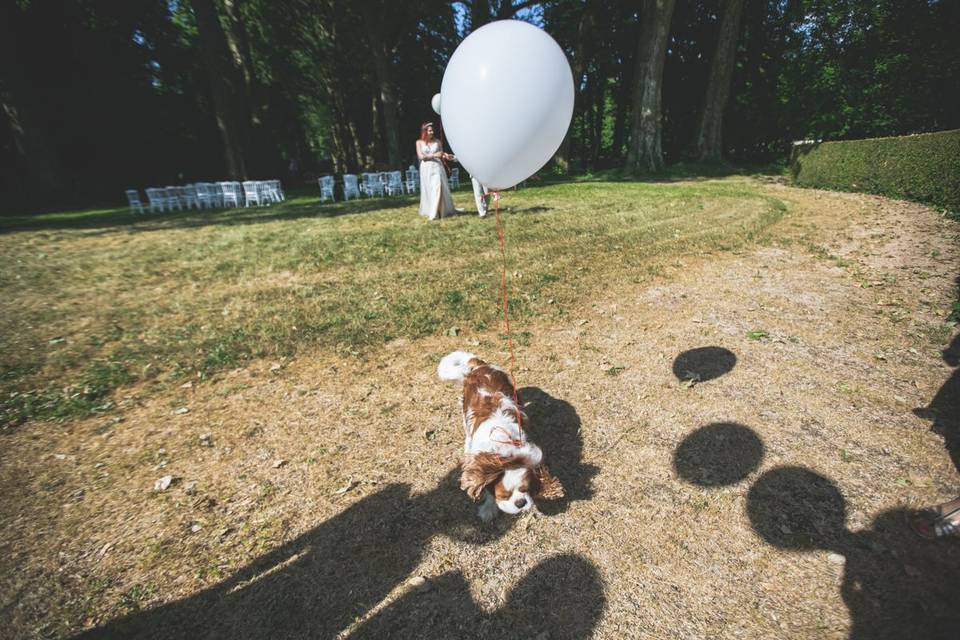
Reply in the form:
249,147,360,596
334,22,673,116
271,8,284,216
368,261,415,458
909,504,960,540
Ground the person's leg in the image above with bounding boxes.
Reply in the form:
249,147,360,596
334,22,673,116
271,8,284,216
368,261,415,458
910,496,960,539
472,177,487,217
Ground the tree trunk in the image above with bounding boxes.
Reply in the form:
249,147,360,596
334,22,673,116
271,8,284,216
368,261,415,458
0,79,61,192
364,34,401,168
348,112,365,170
220,0,276,175
590,66,606,167
554,0,597,173
611,11,639,161
625,0,676,173
694,0,746,161
581,65,599,169
190,0,249,179
611,65,632,160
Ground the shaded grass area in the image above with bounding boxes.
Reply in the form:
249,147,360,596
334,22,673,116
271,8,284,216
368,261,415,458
0,179,786,427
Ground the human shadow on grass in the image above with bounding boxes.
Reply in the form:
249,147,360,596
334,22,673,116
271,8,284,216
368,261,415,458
72,391,598,638
518,386,599,516
351,553,605,640
72,471,503,639
672,346,737,384
673,422,764,487
748,467,960,640
914,331,960,472
0,196,417,236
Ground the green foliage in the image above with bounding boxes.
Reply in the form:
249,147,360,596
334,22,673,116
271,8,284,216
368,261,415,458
4,0,959,205
791,129,960,214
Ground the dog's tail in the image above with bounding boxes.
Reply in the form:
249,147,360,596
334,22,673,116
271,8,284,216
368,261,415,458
437,351,477,382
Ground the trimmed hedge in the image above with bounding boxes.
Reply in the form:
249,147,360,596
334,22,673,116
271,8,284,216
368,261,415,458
791,129,960,214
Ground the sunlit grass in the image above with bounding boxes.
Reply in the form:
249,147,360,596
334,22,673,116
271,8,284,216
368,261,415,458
0,178,787,426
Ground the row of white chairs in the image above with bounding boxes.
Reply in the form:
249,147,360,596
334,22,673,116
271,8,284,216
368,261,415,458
125,180,284,213
318,166,461,202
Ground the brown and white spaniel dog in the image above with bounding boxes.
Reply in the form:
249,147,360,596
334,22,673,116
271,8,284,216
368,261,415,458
438,351,563,521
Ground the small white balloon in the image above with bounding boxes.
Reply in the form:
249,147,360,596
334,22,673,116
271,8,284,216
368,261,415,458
431,93,441,115
440,21,573,190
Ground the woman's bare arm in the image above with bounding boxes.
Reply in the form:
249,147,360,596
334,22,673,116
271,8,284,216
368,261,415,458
417,140,443,161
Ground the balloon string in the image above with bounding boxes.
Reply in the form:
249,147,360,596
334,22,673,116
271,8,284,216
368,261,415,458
493,192,522,435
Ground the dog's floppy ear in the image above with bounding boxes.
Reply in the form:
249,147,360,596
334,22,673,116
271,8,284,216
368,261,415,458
460,453,506,500
534,464,564,500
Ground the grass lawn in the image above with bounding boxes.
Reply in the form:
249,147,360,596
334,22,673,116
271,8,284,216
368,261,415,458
2,177,959,638
0,179,785,428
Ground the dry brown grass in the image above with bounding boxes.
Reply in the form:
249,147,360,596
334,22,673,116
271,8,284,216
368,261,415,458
1,178,958,639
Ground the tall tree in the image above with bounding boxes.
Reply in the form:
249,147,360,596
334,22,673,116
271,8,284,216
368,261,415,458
694,0,745,161
360,2,414,168
609,2,638,162
0,6,61,196
190,0,249,178
553,0,597,173
626,0,676,173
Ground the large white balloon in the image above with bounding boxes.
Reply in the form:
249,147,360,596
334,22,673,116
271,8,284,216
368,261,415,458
431,93,441,115
440,21,574,191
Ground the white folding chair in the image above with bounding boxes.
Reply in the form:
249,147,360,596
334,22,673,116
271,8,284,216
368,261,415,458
405,168,419,194
125,189,145,213
385,171,403,196
220,181,241,208
318,176,335,202
360,173,373,197
145,188,166,213
194,183,212,209
242,181,261,207
343,174,360,201
362,173,383,197
164,187,183,211
269,179,284,202
210,182,225,208
182,185,199,210
449,167,460,190
254,180,273,205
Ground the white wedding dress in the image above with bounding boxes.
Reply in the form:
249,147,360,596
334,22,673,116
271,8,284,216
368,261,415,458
418,141,457,220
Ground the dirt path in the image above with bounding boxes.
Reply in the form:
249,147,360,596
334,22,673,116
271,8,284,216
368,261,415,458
2,180,958,639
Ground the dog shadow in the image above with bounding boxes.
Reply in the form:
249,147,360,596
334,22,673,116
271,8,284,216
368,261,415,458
747,466,960,639
519,386,598,516
73,467,602,639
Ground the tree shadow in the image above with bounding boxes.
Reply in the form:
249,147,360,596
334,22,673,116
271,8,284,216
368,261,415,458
0,196,417,236
519,386,598,516
747,466,960,639
672,346,737,383
72,468,512,639
673,422,764,487
914,331,960,472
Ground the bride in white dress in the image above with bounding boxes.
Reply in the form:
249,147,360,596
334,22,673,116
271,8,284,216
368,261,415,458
416,122,458,220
